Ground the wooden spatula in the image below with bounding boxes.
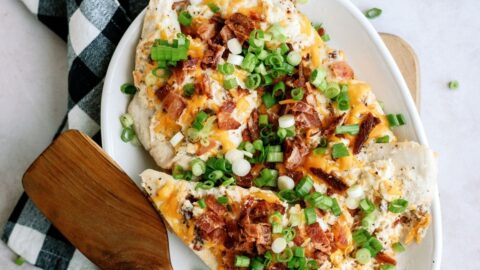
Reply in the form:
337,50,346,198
23,130,173,270
22,34,418,269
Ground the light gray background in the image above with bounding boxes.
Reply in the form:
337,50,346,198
1,0,479,269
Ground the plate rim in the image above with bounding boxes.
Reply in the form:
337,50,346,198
101,0,442,268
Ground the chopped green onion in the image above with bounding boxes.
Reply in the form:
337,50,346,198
330,198,342,216
295,176,313,197
355,248,371,264
196,180,214,190
304,192,332,210
276,248,293,262
244,142,255,153
293,247,305,257
324,82,341,99
15,256,25,266
282,227,296,241
241,53,258,72
367,237,384,256
291,88,304,101
265,54,284,69
313,147,327,155
246,74,262,89
198,198,206,208
255,62,268,74
277,128,288,140
386,114,399,127
208,170,224,181
221,177,235,186
183,83,195,97
352,229,370,246
448,80,459,90
254,169,278,187
396,113,406,125
309,68,327,88
259,114,269,126
286,51,302,66
251,259,264,270
307,260,319,269
120,113,134,128
380,264,396,270
121,83,137,95
376,135,390,143
277,189,299,203
272,222,283,234
392,242,405,253
273,82,286,98
207,3,220,13
266,145,281,153
361,211,377,227
262,74,273,86
319,137,328,147
253,139,264,150
331,143,350,159
304,207,317,225
279,43,290,55
234,255,250,267
262,93,276,108
172,165,185,179
337,91,350,111
121,127,135,142
218,63,235,75
223,78,238,90
266,152,283,163
190,158,206,176
269,211,283,224
335,124,360,135
321,34,330,42
192,111,208,130
217,196,228,204
365,8,382,19
388,198,408,213
178,11,193,26
359,199,375,214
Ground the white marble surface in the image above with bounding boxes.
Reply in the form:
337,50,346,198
0,0,479,269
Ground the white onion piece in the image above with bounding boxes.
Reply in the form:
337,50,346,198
346,197,360,210
278,114,295,128
242,150,253,158
225,149,244,163
232,159,251,177
347,185,364,199
227,38,242,55
169,132,184,147
277,176,295,190
272,237,287,253
227,54,244,66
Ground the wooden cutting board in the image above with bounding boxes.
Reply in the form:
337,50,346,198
22,34,418,269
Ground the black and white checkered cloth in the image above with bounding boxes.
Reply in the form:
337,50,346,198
2,0,148,269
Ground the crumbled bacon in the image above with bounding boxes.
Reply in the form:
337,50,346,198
162,91,186,119
321,113,346,137
332,222,349,250
155,84,172,100
329,61,354,80
376,252,397,265
205,195,227,216
235,173,253,188
196,73,212,98
306,223,331,253
309,168,348,193
181,58,199,71
202,42,226,68
293,226,305,246
246,200,285,223
220,25,235,44
284,136,310,170
225,13,255,43
353,113,380,154
196,139,217,156
196,211,225,237
220,100,236,113
287,171,304,185
244,109,260,141
217,101,241,130
285,101,322,129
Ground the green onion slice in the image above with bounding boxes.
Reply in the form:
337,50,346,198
183,83,195,97
178,11,193,26
121,127,135,142
388,198,408,213
448,80,459,90
304,207,317,225
335,124,360,135
207,3,220,13
234,255,250,267
365,7,382,19
217,196,228,204
331,143,350,159
120,83,137,95
295,176,313,197
198,198,206,208
291,88,304,101
355,248,371,264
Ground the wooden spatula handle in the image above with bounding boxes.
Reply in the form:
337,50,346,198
23,130,173,270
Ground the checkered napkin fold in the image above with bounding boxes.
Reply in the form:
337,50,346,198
2,0,148,269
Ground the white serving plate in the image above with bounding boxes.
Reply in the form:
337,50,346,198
101,0,442,269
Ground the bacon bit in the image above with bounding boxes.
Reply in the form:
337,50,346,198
284,136,310,170
287,171,304,184
375,252,397,265
155,84,173,100
225,13,255,43
332,222,349,250
279,99,297,105
330,61,354,80
220,100,236,113
305,82,315,94
181,58,199,71
196,139,217,155
205,195,227,216
313,250,328,266
202,42,226,68
217,114,241,130
306,223,331,253
247,109,260,140
220,25,235,44
293,227,305,246
322,113,346,137
196,73,212,98
353,113,380,154
244,223,272,246
296,112,322,129
247,200,285,223
162,92,186,119
296,64,306,87
196,211,225,236
317,27,325,37
309,168,348,193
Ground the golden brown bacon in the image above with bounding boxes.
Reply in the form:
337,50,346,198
285,101,322,129
353,113,381,154
201,42,226,68
225,13,255,43
217,100,241,130
376,252,397,265
196,73,212,98
162,91,186,119
306,223,331,253
309,168,348,193
329,61,354,80
321,113,346,137
220,25,235,43
284,135,310,170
